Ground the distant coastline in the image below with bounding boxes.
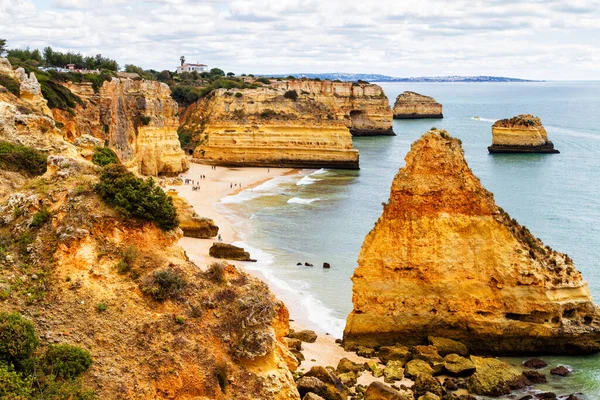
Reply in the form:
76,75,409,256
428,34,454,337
267,73,541,82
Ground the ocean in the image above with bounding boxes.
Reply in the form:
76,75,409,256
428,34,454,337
219,81,600,398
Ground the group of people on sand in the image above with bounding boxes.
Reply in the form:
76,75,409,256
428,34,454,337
230,182,242,189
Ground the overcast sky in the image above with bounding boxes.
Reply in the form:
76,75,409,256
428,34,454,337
2,0,599,80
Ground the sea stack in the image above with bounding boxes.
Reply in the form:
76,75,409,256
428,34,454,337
488,114,559,153
344,129,600,355
393,91,443,119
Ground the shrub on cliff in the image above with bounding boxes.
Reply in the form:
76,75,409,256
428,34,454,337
0,312,39,365
0,74,20,97
0,141,47,177
39,344,92,379
141,268,187,301
0,364,32,398
30,207,52,228
91,147,120,167
283,90,299,101
95,164,179,231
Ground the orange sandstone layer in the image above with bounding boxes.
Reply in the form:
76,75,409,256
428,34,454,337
489,114,559,153
53,78,189,175
393,91,443,119
271,80,394,136
344,129,600,355
184,87,360,169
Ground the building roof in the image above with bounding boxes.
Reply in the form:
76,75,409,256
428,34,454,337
182,63,207,67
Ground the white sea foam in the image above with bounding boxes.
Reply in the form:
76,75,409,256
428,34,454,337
233,240,345,338
220,176,292,204
311,168,329,175
296,175,319,186
287,197,320,204
471,116,497,123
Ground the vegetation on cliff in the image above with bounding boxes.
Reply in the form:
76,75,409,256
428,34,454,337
95,164,178,231
0,312,95,399
493,114,542,128
91,147,119,167
0,141,47,177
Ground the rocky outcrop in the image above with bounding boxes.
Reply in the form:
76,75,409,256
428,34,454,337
393,91,442,119
1,61,72,155
488,114,559,154
184,87,359,169
0,160,299,399
343,129,600,355
209,242,255,261
271,80,394,136
167,190,219,238
53,78,189,175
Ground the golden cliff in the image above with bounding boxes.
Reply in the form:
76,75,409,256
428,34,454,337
489,114,559,154
393,91,443,119
344,129,600,355
271,80,394,136
183,87,360,169
0,156,299,399
54,78,189,175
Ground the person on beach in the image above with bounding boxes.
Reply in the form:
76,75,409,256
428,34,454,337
230,183,232,188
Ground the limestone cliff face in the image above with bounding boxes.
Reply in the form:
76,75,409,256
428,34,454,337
0,59,73,155
271,80,394,136
53,78,189,175
0,158,299,399
489,114,559,154
184,87,360,169
393,91,443,119
344,130,600,355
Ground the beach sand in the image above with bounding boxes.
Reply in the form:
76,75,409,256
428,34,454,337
166,162,294,271
166,160,388,387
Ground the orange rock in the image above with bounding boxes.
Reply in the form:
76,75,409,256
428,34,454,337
344,129,600,355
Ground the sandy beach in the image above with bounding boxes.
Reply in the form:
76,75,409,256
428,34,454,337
165,160,389,380
165,161,294,271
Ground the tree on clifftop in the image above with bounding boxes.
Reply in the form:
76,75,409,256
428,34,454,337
0,39,6,56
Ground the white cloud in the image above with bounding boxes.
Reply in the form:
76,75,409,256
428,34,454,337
1,0,599,79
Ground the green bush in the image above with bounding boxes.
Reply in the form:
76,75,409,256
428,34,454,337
259,109,277,119
0,364,32,399
39,344,92,379
139,115,151,126
255,77,271,84
141,268,187,301
30,207,52,228
234,92,243,98
0,141,47,177
91,147,119,167
0,74,20,97
37,73,83,111
0,312,39,365
95,164,178,231
34,374,97,400
283,90,298,101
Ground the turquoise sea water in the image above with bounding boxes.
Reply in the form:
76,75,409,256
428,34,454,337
220,82,600,398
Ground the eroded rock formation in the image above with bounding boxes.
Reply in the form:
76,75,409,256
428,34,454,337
0,157,299,399
168,191,219,238
183,87,360,169
393,91,443,119
344,129,600,355
271,80,394,136
53,78,189,175
489,114,559,153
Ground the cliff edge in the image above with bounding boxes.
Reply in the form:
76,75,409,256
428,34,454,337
183,86,360,169
393,91,443,119
488,114,559,154
344,129,600,355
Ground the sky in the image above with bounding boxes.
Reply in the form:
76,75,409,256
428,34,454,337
1,0,600,80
